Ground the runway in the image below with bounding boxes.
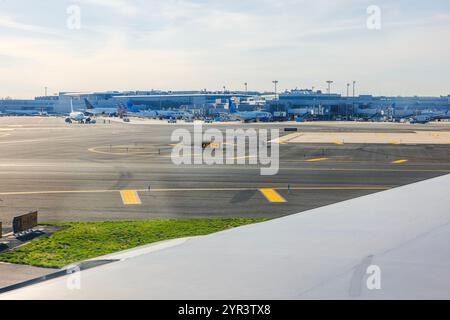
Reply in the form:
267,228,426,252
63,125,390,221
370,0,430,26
0,117,449,232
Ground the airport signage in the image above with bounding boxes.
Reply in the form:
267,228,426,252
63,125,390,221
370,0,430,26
172,123,280,176
202,142,221,149
202,142,211,149
284,128,298,132
210,143,220,149
13,211,38,234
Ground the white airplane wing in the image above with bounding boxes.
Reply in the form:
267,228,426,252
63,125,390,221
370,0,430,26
1,174,450,300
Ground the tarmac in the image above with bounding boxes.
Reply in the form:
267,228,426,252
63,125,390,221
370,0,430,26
0,116,448,233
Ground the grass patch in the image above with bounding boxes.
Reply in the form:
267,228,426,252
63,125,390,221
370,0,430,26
0,219,266,268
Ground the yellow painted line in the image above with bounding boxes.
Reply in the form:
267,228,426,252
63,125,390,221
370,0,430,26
120,190,142,205
280,159,450,166
88,146,160,156
391,159,409,164
389,141,400,145
306,157,329,162
334,141,344,145
259,188,287,203
283,167,450,173
210,143,221,149
0,185,392,197
274,133,302,145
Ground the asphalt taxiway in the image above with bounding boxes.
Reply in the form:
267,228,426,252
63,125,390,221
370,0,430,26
0,117,449,232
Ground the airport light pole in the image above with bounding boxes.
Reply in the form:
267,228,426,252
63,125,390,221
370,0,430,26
244,82,248,93
352,81,356,116
272,80,279,100
326,81,333,94
346,83,350,120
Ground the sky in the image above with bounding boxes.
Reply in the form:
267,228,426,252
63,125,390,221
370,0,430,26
0,0,449,98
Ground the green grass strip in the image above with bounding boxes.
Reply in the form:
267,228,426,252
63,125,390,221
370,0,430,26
0,219,267,268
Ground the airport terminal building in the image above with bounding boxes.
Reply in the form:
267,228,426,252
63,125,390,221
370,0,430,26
268,90,450,119
1,89,449,119
115,93,253,109
0,91,255,115
0,96,58,115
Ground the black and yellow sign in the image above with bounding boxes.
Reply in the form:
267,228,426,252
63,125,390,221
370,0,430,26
13,211,38,234
202,142,221,149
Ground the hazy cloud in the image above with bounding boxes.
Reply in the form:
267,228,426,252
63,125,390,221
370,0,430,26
0,0,449,98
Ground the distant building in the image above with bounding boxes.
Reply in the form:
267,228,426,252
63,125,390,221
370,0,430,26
267,90,347,119
0,97,57,114
1,89,448,118
268,89,450,119
113,93,253,110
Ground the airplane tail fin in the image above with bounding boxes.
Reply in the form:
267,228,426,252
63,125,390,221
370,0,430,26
228,99,237,114
84,98,94,110
117,103,126,115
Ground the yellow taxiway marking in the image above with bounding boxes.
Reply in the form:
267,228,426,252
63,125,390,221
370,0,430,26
391,159,409,164
259,188,287,203
120,190,142,205
334,141,344,145
88,146,160,156
389,141,401,145
0,185,391,197
279,159,450,166
273,133,303,145
306,157,329,162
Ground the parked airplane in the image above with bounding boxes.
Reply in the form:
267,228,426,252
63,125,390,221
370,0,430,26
411,110,449,124
228,99,271,122
84,99,118,116
65,100,95,124
355,107,381,118
120,101,192,120
121,103,158,118
157,110,192,120
288,108,313,117
392,109,415,120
